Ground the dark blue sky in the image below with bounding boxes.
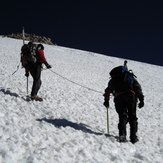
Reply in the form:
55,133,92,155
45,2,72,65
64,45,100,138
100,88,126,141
1,0,163,66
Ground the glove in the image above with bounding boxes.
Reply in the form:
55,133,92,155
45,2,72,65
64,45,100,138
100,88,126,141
46,64,52,69
138,101,144,108
103,100,109,108
25,71,29,77
45,62,52,69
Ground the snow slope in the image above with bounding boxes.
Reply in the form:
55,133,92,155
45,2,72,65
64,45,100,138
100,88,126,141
0,37,163,163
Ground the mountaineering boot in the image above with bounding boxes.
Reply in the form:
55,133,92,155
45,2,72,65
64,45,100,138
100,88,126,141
130,136,139,144
130,122,138,144
119,135,127,142
31,95,43,101
118,123,127,142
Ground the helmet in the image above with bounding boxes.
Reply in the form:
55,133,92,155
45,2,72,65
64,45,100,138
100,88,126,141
37,44,44,50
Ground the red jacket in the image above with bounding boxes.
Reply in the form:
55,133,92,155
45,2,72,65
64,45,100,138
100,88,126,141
37,49,47,64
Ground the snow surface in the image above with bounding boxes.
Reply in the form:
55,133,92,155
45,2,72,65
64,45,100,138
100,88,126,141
0,36,163,163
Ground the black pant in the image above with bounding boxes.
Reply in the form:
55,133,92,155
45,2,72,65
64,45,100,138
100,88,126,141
28,63,42,96
114,92,138,140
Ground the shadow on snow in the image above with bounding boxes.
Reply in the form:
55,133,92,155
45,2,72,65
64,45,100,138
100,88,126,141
0,87,30,101
0,87,19,97
0,87,117,139
37,118,104,136
37,118,118,139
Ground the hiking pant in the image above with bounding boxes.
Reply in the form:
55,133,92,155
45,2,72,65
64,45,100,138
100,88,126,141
114,92,138,140
28,63,42,96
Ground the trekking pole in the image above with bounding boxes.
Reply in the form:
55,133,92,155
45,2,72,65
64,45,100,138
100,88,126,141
26,76,29,96
23,27,29,97
12,28,25,76
12,62,20,75
106,106,109,135
22,26,25,45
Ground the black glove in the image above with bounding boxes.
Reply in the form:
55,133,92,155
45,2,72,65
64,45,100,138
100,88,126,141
103,100,109,108
46,64,52,69
138,101,144,108
45,62,52,69
25,71,29,77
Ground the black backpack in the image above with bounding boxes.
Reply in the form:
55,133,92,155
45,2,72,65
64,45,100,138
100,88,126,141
20,42,37,67
109,61,137,91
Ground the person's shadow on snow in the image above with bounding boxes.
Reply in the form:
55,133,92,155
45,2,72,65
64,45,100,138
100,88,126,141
0,88,19,97
0,87,30,101
37,118,103,136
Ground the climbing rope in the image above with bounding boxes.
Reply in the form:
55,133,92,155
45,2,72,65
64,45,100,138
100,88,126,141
49,69,103,94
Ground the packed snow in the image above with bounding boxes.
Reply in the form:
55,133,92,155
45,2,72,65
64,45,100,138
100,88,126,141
0,36,163,163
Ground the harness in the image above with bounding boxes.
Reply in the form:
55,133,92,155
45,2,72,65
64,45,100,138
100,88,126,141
114,89,136,98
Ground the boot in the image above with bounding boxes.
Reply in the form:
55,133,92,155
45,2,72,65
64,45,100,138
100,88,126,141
119,135,127,142
118,123,127,142
130,121,138,144
31,95,43,101
130,135,139,144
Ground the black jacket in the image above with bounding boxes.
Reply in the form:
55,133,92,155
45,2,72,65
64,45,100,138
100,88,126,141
104,76,144,103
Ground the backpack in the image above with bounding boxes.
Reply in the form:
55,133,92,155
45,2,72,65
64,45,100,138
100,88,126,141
20,42,37,68
109,61,137,91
